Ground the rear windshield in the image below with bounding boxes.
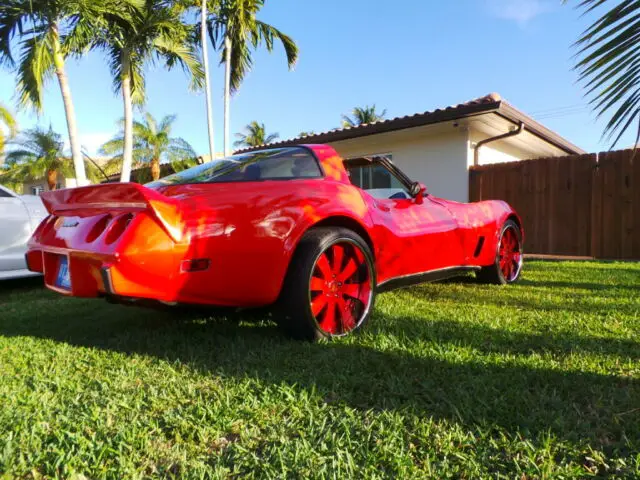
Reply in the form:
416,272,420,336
147,147,322,187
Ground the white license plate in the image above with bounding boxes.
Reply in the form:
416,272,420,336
56,256,71,290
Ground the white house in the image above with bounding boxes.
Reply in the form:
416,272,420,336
236,93,585,202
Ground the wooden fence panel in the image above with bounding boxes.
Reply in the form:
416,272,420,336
593,150,639,259
469,149,640,259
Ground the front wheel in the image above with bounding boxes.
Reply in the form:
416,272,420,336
278,227,376,341
477,219,523,285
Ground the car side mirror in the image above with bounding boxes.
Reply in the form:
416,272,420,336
410,182,427,203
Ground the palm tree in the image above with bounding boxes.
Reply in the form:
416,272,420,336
100,112,196,181
234,121,279,148
0,103,17,157
91,0,203,182
3,126,100,190
341,105,387,128
298,131,315,137
200,0,215,162
206,0,298,156
566,0,640,148
0,0,127,186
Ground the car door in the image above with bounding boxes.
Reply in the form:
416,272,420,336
345,159,465,282
0,186,34,272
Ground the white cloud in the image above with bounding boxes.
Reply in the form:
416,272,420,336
64,132,113,157
486,0,554,26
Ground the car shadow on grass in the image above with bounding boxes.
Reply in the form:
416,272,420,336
0,293,638,455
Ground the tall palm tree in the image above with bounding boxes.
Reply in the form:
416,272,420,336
0,0,127,186
206,0,298,156
91,0,203,182
234,121,279,148
566,0,640,148
100,112,196,181
341,105,387,128
0,103,17,157
201,0,215,162
3,126,98,190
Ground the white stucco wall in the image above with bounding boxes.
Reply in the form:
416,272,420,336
324,121,571,203
467,129,547,166
329,126,470,202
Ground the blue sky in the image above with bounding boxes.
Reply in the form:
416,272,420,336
0,0,635,156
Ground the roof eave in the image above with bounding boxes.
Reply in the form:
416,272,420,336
234,100,502,154
496,102,586,155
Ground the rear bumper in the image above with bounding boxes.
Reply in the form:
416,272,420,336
26,247,116,297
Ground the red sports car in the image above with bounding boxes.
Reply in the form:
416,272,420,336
26,145,523,340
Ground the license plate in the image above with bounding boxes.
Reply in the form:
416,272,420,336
56,256,71,290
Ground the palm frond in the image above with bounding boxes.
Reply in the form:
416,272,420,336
569,0,640,147
0,0,27,67
207,0,298,94
0,103,18,139
16,31,56,111
255,20,298,68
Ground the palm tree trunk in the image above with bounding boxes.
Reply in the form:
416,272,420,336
46,169,57,191
51,24,87,187
201,0,215,162
120,52,134,183
223,35,232,157
150,157,160,181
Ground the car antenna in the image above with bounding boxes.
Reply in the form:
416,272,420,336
81,150,110,183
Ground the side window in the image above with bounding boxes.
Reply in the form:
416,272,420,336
259,151,322,179
345,161,410,199
0,188,14,198
211,150,322,183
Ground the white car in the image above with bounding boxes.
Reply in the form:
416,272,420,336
0,184,48,279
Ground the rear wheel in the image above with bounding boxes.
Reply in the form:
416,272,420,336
477,219,523,285
279,227,376,341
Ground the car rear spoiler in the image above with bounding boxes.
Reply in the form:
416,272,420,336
40,183,186,242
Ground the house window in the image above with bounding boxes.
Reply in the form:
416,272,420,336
345,154,399,190
31,185,45,196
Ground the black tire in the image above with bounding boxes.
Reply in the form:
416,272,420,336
477,219,523,285
278,227,376,341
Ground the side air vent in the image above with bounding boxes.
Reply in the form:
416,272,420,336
473,236,485,257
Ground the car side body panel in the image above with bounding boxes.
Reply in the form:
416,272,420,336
0,185,47,279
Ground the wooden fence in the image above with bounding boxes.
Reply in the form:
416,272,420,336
469,149,640,260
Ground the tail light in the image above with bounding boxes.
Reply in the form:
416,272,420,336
181,258,210,272
33,215,57,239
104,213,135,245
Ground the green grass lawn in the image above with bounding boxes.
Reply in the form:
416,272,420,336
0,261,639,479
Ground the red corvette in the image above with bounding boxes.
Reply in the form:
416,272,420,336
26,145,523,340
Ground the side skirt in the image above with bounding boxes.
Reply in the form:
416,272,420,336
376,266,481,293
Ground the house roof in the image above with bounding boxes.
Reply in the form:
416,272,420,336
235,93,585,155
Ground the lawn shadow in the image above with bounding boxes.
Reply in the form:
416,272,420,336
0,298,638,455
0,275,44,297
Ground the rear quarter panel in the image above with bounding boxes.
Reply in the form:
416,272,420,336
160,178,373,306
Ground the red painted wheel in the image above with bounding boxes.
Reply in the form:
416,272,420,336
477,219,523,285
498,225,522,282
279,227,376,340
309,241,373,336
